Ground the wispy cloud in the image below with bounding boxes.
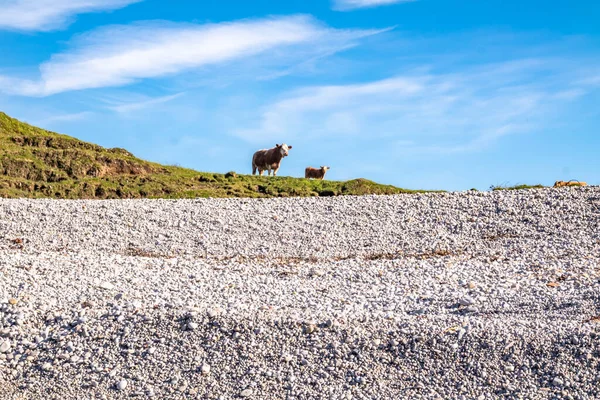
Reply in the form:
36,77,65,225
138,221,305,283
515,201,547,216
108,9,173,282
234,58,596,153
580,74,600,87
38,111,94,124
333,0,415,11
0,0,142,32
0,15,380,97
107,92,185,113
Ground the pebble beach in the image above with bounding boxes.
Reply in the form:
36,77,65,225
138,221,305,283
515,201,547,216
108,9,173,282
1,188,599,399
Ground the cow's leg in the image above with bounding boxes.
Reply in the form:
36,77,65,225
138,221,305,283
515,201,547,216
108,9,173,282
267,169,272,176
273,168,279,176
252,164,257,175
259,169,264,176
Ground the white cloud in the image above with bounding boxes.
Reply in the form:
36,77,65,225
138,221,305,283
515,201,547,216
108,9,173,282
234,58,595,153
333,0,415,11
107,93,185,113
0,16,379,97
0,0,141,31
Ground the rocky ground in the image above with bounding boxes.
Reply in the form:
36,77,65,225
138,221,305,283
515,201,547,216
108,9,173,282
1,188,599,399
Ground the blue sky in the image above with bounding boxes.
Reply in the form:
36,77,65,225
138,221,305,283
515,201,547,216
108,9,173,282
0,0,598,191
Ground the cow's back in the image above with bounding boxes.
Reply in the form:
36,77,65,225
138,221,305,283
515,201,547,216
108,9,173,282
253,149,268,166
305,167,319,178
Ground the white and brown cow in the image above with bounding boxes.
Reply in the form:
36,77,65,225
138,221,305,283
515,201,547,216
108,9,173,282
305,166,330,180
252,144,292,176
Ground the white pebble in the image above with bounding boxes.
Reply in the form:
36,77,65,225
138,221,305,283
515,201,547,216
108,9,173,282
0,340,10,353
117,379,128,391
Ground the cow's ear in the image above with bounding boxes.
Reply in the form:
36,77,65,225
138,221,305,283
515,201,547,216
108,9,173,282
288,145,292,149
276,144,280,147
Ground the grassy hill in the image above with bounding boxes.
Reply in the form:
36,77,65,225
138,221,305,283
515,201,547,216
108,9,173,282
0,111,422,199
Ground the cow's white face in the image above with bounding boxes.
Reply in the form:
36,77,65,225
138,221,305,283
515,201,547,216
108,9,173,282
277,143,292,157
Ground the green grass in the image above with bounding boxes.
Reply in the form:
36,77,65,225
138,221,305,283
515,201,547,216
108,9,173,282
490,183,546,191
0,111,428,199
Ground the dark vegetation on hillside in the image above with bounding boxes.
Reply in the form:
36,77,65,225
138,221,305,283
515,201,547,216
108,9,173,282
490,184,545,191
0,112,425,199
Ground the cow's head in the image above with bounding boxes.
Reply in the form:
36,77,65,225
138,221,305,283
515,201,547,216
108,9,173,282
554,180,565,187
321,166,330,171
276,144,292,157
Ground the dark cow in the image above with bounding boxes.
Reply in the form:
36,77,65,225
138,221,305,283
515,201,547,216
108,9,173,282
305,166,330,180
252,144,292,176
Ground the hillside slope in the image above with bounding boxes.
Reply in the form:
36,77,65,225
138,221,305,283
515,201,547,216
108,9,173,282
0,112,419,199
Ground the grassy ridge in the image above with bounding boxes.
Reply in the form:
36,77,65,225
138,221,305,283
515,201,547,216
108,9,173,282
490,184,545,191
0,111,423,199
